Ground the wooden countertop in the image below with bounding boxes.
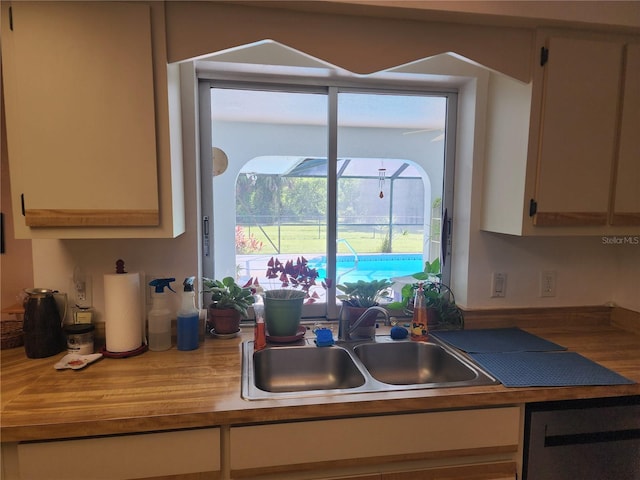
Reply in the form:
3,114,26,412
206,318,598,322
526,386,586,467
2,317,640,443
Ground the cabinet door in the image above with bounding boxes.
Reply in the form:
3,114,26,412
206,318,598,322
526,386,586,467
532,36,623,226
611,43,640,226
230,407,520,476
2,2,159,228
16,428,220,479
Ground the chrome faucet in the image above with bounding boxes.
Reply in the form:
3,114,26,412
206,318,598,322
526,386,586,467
338,306,390,342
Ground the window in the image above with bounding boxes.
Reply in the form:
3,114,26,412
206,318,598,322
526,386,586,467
200,73,456,320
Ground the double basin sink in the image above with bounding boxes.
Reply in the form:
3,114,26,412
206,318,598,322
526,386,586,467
242,335,498,400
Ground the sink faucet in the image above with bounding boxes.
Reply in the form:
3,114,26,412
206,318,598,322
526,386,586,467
338,306,390,342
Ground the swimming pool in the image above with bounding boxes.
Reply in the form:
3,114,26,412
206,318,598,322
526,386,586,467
308,254,424,283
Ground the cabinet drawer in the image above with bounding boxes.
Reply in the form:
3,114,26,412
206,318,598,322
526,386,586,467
17,428,220,480
230,407,520,471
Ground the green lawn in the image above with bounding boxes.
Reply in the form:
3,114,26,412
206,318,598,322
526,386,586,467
241,224,426,255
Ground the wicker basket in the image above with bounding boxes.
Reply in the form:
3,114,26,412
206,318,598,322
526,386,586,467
1,319,24,349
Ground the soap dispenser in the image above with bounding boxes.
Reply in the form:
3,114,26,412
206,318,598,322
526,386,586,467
177,277,200,351
147,278,176,351
253,293,266,352
411,282,428,341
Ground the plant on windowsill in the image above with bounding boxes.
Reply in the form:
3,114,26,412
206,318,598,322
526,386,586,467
387,259,464,331
203,277,255,335
244,256,332,337
337,278,394,334
336,279,393,308
246,256,332,301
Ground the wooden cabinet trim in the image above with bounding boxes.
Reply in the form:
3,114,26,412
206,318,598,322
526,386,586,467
382,461,517,480
24,209,160,227
611,213,640,226
533,211,608,226
231,446,517,479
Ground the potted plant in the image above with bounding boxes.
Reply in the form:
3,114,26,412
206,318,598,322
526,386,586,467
337,279,393,309
203,277,255,335
246,257,331,337
336,278,391,330
387,259,464,331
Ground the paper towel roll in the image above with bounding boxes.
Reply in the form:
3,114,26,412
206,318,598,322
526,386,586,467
104,272,142,352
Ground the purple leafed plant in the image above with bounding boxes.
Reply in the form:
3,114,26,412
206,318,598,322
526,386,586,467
243,256,332,303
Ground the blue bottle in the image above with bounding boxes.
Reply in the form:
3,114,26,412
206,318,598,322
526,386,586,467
177,277,199,351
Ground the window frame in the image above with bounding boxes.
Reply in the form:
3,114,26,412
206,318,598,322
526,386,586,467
198,72,457,320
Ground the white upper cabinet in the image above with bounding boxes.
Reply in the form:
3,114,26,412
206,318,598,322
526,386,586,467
611,43,640,226
482,30,640,235
532,36,622,227
1,1,185,238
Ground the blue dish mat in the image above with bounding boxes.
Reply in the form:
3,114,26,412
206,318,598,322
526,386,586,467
469,351,635,387
432,327,566,353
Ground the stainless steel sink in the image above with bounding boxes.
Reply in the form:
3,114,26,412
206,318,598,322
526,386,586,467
242,335,498,400
353,341,477,385
253,345,366,393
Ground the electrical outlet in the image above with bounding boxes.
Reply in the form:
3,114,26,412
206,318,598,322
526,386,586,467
491,272,507,298
540,271,557,297
70,274,92,308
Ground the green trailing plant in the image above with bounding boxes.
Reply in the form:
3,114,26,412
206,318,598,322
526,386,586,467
387,259,463,330
203,276,255,317
337,279,393,308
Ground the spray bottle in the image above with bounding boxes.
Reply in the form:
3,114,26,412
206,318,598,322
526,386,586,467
148,278,176,351
177,277,200,351
253,286,266,352
411,282,428,342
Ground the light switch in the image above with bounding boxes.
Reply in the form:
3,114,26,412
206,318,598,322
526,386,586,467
491,272,507,298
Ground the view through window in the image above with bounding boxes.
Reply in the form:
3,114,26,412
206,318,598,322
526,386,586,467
202,82,454,318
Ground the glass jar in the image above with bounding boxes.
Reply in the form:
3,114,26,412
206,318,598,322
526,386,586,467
64,324,95,355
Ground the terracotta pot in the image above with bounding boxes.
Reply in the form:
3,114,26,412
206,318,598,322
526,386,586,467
427,307,441,328
207,307,241,334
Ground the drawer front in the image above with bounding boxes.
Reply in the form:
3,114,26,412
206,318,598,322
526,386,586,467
231,407,520,470
17,428,220,479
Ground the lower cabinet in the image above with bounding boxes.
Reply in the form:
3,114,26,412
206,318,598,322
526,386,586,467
2,407,521,479
11,428,220,480
229,407,521,479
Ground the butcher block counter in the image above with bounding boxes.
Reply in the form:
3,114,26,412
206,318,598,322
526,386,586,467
2,307,640,444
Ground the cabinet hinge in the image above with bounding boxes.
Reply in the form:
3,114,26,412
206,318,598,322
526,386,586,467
529,199,538,217
540,47,549,66
9,6,13,30
20,194,25,216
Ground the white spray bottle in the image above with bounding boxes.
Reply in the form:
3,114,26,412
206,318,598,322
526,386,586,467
147,278,175,351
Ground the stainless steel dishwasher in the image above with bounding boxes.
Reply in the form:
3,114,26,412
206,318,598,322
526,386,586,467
523,396,640,479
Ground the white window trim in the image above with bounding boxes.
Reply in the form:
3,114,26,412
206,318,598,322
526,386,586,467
198,69,458,320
